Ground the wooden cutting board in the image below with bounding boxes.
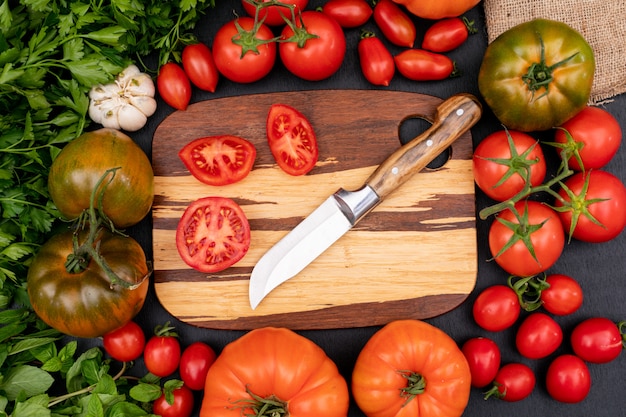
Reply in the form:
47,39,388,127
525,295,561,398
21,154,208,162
152,90,477,330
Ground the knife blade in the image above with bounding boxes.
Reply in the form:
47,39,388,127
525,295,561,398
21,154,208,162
249,93,482,309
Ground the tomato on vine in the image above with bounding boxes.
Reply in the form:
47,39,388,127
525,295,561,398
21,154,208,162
241,0,308,26
541,274,583,315
488,200,564,277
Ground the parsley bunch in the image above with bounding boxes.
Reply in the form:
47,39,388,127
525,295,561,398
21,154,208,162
0,1,215,415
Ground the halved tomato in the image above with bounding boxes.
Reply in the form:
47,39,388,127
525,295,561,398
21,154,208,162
266,104,319,176
179,135,256,186
176,197,251,273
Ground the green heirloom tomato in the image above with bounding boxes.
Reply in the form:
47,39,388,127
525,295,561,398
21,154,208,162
27,229,149,338
48,128,154,228
478,19,595,132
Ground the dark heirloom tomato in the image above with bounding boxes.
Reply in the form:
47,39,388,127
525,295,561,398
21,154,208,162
178,135,256,186
478,19,595,132
48,128,154,228
176,197,251,273
27,230,149,338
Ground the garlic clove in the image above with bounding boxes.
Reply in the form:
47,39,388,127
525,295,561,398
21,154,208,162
117,104,148,132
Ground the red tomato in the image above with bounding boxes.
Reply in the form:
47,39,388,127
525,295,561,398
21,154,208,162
570,317,624,364
472,285,521,332
144,329,181,378
472,130,546,202
182,43,219,92
540,274,583,316
266,103,319,176
153,385,194,417
422,17,476,52
180,342,217,391
157,62,191,111
322,0,373,28
489,200,565,277
279,11,346,81
394,49,456,81
555,106,622,171
461,337,501,388
373,0,416,47
516,312,563,359
241,0,308,26
212,17,277,83
545,355,591,403
102,321,145,362
555,170,626,243
358,32,395,86
484,363,535,402
178,135,256,186
176,197,251,273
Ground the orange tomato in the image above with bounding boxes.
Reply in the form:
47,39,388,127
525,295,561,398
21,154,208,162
392,0,480,19
199,327,349,417
352,320,471,417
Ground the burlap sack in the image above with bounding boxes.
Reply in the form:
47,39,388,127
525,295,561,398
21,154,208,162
483,0,626,104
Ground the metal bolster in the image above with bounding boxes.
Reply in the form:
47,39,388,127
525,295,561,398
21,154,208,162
333,186,381,226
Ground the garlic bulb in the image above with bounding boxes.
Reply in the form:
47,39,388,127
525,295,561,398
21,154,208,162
89,65,157,132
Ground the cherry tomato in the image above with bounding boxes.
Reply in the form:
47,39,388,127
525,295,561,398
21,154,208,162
157,62,191,111
178,135,256,186
180,342,217,391
472,285,521,332
472,130,546,202
489,200,565,277
394,49,456,81
279,11,346,81
570,317,625,364
182,43,219,92
144,325,182,378
555,170,626,243
373,0,416,47
102,321,145,362
241,0,308,26
540,274,583,316
322,0,373,28
266,103,319,176
212,17,277,83
484,363,535,402
555,106,622,171
358,32,395,86
461,337,501,388
153,384,194,417
422,17,476,53
546,355,591,403
176,196,251,273
516,312,563,359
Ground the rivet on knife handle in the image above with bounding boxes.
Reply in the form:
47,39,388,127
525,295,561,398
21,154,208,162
365,93,482,200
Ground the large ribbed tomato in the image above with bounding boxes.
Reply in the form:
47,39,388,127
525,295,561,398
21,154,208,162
27,229,149,338
48,128,154,228
478,19,595,132
352,320,471,417
199,327,349,417
393,0,480,19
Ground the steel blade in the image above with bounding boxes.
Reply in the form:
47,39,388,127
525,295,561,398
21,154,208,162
249,195,352,309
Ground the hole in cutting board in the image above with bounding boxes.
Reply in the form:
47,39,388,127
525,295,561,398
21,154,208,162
398,116,451,170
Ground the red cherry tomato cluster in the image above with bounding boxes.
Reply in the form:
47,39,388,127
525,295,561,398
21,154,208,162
102,321,218,417
469,275,625,403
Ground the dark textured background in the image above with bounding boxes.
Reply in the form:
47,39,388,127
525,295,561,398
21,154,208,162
82,1,625,415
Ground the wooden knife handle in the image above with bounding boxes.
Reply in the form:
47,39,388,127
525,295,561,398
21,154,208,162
365,93,482,200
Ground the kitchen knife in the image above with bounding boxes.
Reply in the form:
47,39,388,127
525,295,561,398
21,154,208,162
249,93,482,309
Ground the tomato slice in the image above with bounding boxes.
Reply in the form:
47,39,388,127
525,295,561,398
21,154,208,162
176,197,251,273
178,135,256,186
266,104,319,176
